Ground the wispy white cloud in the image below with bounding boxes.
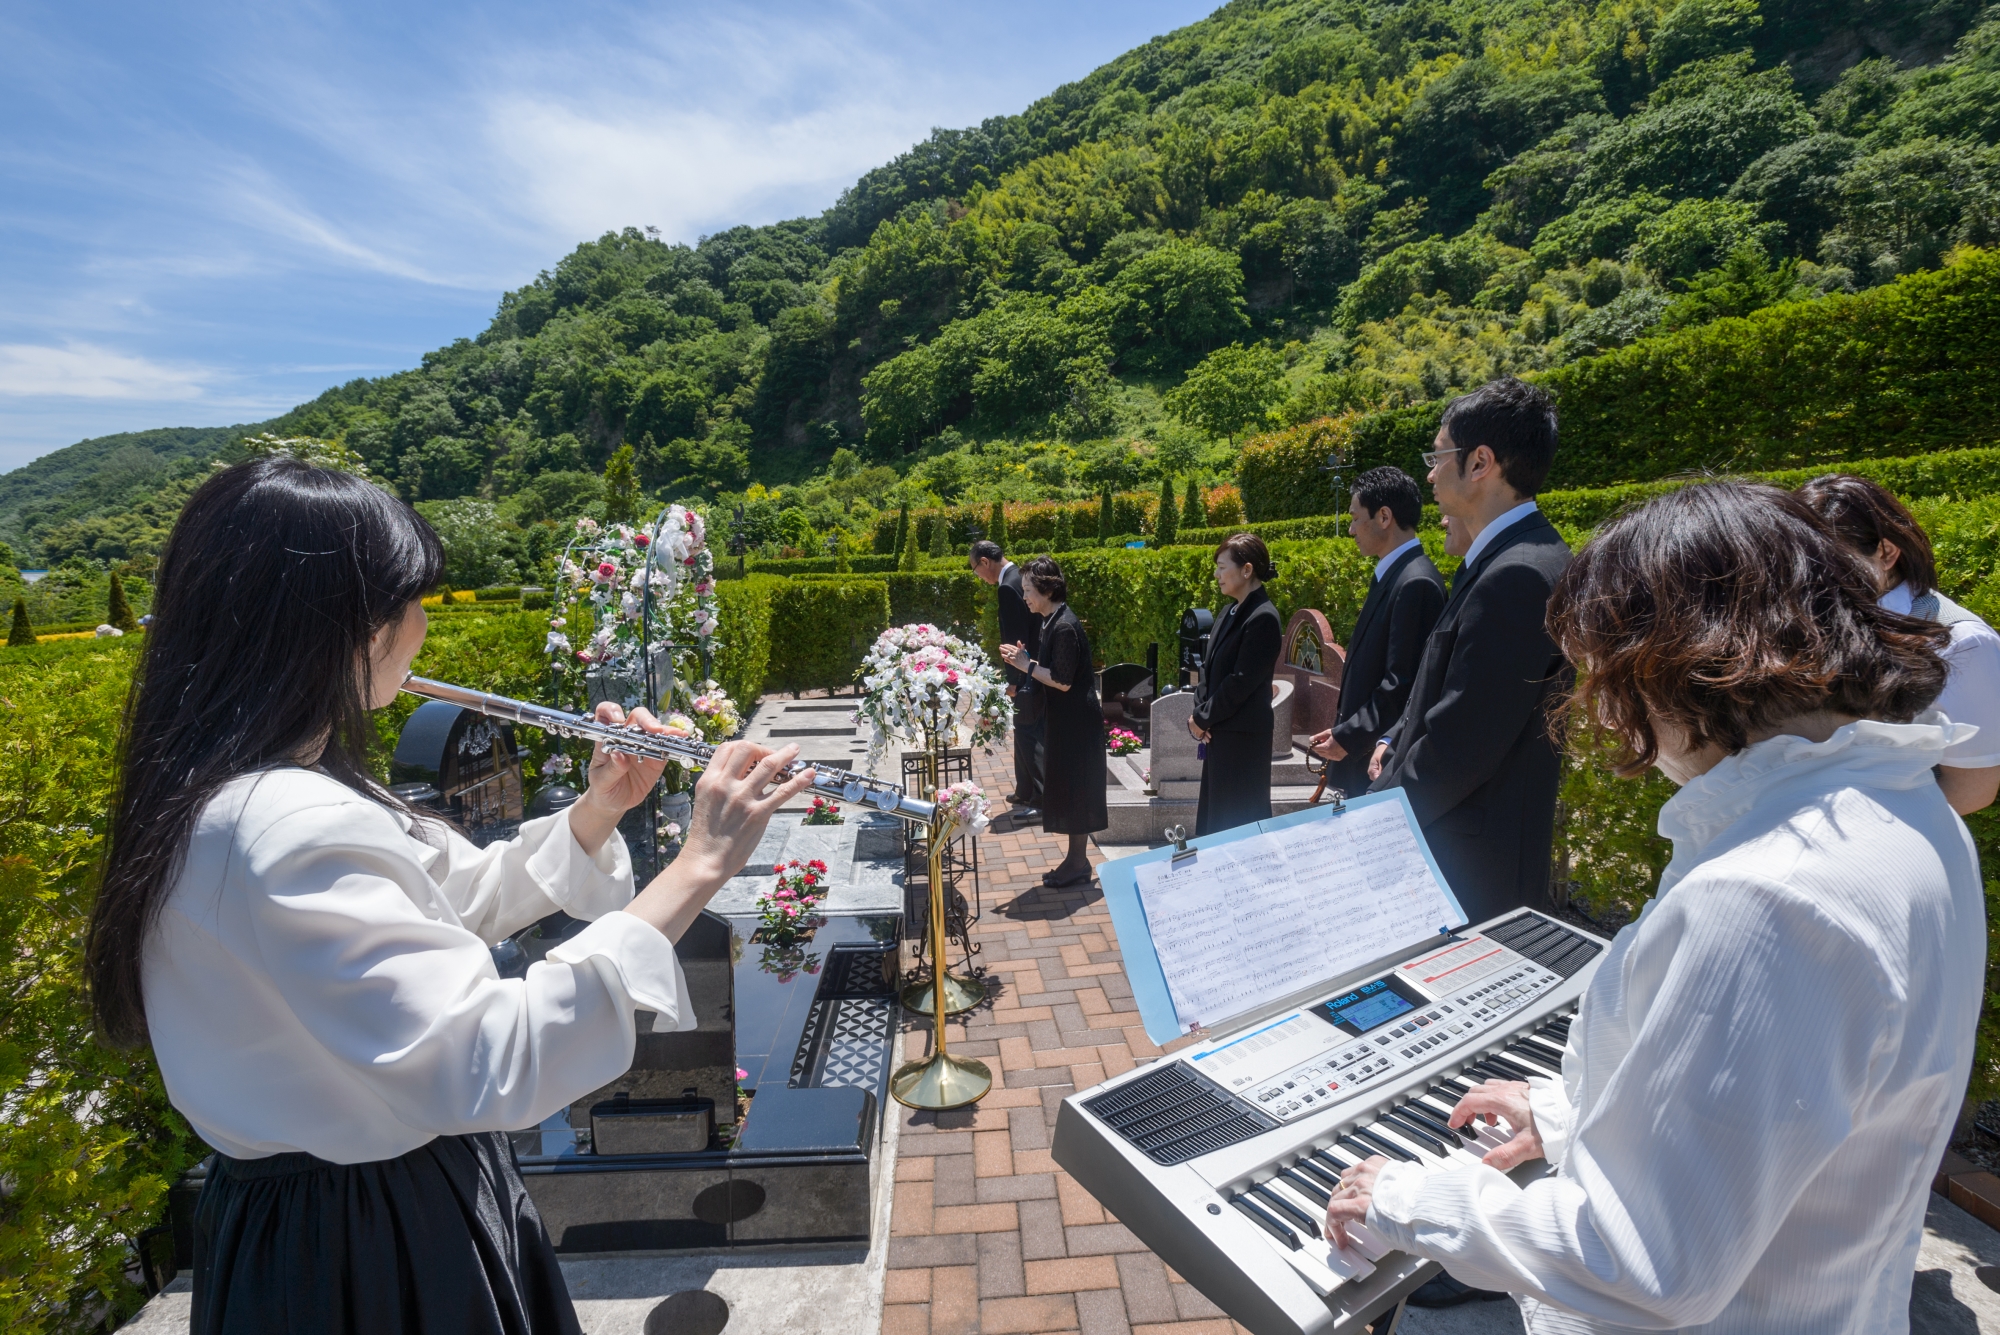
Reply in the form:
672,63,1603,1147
0,341,213,400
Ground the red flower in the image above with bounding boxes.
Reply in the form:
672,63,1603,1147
597,561,616,579
634,533,650,547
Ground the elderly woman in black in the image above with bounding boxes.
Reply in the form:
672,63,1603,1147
1191,533,1283,835
999,557,1107,886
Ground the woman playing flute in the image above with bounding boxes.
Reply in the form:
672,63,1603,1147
89,457,815,1334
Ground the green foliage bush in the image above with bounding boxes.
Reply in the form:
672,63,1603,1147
1542,248,2000,488
712,575,782,705
1241,251,2000,514
0,637,201,1333
766,579,890,692
791,571,982,636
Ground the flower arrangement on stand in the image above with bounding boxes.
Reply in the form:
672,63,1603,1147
934,782,992,833
802,794,845,826
854,623,1010,767
1105,726,1142,756
755,858,829,945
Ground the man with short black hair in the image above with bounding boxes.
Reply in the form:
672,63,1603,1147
1307,466,1444,800
1371,376,1572,922
972,539,1042,815
1364,377,1572,1312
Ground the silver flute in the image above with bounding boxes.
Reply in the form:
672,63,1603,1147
401,674,936,825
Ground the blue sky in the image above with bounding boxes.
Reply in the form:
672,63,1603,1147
0,0,1217,473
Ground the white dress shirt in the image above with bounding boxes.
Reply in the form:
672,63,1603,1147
1882,582,2000,767
1365,717,1985,1333
143,768,691,1164
1458,499,1541,571
1374,536,1424,582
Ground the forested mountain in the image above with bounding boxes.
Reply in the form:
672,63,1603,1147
15,0,2000,571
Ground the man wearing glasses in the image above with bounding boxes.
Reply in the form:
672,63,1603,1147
1368,377,1572,935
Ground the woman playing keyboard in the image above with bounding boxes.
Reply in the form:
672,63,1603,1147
1324,481,1983,1334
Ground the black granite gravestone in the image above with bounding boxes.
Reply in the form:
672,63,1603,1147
391,700,525,844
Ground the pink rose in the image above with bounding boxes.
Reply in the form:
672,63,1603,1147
634,534,650,547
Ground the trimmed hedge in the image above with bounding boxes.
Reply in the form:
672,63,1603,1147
766,579,890,692
1535,444,2000,530
1542,248,2000,489
712,574,783,705
1178,516,1346,547
1239,250,2000,516
792,570,983,634
1057,539,1379,670
736,554,901,577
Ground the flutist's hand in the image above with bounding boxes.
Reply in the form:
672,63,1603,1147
570,703,681,856
621,740,818,943
1308,728,1345,761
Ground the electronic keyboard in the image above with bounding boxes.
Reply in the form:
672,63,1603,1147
1051,910,1607,1335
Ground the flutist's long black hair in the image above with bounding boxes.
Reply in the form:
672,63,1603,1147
90,458,442,1046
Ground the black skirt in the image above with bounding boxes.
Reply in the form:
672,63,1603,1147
192,1131,580,1335
1195,728,1274,837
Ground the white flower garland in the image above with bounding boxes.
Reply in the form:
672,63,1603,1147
547,506,718,713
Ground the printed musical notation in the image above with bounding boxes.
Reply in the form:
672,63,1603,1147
1132,802,1460,1034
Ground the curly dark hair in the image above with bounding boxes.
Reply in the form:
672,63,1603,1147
1547,482,1949,775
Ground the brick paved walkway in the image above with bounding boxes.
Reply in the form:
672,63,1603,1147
885,746,1252,1335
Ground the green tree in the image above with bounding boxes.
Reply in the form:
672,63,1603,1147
1097,486,1114,541
1182,478,1207,530
602,443,639,525
7,597,32,646
1053,508,1073,552
899,515,921,572
928,511,947,557
1164,344,1288,443
1154,476,1180,548
833,532,852,573
988,500,1009,554
893,505,910,557
106,573,138,634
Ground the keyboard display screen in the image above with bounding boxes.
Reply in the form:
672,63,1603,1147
1322,981,1414,1033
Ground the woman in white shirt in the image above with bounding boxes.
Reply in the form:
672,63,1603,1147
1322,482,1983,1334
1799,472,2000,814
89,458,815,1334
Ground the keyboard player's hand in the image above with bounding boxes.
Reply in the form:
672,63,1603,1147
1448,1080,1545,1171
1323,1155,1387,1252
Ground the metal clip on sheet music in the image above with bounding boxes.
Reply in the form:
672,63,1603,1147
1165,824,1197,866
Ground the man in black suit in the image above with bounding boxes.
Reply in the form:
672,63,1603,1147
1368,377,1573,929
1307,467,1445,801
972,540,1042,814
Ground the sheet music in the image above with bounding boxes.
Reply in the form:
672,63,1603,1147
1132,801,1462,1034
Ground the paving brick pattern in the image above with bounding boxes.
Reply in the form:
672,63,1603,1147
887,745,1253,1335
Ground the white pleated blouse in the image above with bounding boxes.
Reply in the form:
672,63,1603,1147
142,767,691,1164
1365,717,1986,1334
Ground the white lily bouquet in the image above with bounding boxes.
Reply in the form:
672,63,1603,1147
854,623,1010,767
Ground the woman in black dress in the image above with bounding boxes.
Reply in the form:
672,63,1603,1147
1192,533,1282,836
998,557,1107,886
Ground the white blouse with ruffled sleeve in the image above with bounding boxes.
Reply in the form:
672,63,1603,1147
142,767,689,1164
1363,718,1985,1334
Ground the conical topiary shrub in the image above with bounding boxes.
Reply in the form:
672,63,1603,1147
1182,477,1206,531
1154,476,1179,549
899,516,920,572
1053,508,1072,552
107,572,139,633
7,597,33,647
928,511,947,558
1097,486,1113,541
988,500,1008,554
